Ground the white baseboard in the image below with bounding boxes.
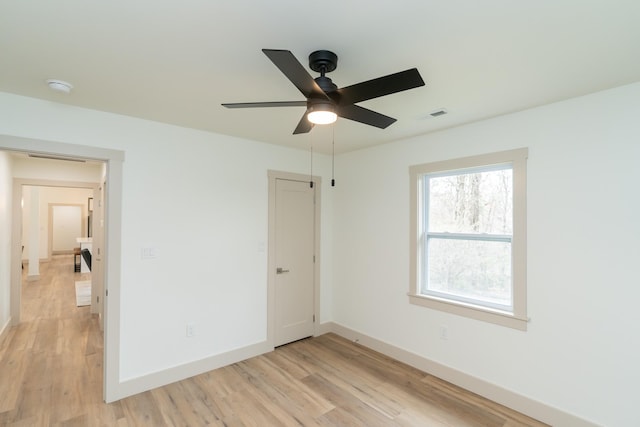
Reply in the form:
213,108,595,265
0,316,12,346
112,321,332,402
113,340,272,402
107,322,597,426
315,320,333,336
323,321,598,427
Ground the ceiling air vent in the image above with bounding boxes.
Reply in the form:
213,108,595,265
429,108,448,118
28,154,86,162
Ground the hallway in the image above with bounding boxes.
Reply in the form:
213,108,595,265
0,255,107,425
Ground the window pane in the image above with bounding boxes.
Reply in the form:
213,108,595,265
425,238,512,308
428,169,513,234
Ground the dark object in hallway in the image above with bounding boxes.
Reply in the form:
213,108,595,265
81,248,91,271
74,247,82,272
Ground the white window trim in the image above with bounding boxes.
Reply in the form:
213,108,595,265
409,148,528,331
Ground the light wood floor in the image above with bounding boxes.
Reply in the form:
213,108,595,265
0,255,548,426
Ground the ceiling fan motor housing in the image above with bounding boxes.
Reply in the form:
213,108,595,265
315,76,337,93
309,51,339,96
307,98,334,109
309,50,338,74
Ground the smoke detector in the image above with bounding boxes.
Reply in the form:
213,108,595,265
46,79,73,94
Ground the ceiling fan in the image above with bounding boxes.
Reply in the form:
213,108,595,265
222,49,425,134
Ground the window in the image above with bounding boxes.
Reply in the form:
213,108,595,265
409,149,528,330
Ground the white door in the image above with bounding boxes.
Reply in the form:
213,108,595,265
90,183,105,329
274,178,315,346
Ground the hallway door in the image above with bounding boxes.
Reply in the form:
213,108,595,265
92,181,106,330
274,178,316,346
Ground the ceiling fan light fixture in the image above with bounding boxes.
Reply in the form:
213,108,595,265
307,102,337,125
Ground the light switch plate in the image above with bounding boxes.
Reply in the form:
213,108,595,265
141,247,158,260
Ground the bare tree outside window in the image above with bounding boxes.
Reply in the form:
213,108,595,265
424,167,513,310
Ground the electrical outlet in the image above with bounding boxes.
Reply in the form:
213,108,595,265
186,323,196,337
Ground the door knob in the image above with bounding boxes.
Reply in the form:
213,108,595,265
276,267,290,274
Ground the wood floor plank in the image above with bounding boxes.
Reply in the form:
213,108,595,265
230,360,329,426
303,373,401,427
0,347,30,412
120,391,167,427
223,388,285,427
288,349,404,421
262,347,318,380
176,378,230,425
238,356,335,417
0,255,549,426
193,364,247,399
151,380,226,426
4,412,51,427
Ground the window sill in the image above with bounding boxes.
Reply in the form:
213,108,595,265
408,293,528,331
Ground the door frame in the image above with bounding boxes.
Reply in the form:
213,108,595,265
267,170,321,349
2,134,123,403
15,181,100,318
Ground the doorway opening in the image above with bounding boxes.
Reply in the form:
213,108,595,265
0,134,124,402
21,183,102,319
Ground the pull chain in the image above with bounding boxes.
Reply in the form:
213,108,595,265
331,124,336,187
309,133,314,188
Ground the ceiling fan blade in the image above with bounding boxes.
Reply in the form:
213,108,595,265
262,49,330,100
293,112,314,134
336,68,425,105
337,104,397,129
222,101,307,108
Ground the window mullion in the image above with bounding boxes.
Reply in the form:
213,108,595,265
426,231,512,243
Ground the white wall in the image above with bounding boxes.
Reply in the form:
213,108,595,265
0,151,12,335
332,82,640,427
5,82,637,424
12,155,103,183
0,92,334,385
21,186,94,260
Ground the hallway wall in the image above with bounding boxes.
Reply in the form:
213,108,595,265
0,152,13,336
21,186,94,261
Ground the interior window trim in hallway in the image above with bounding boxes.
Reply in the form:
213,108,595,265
408,148,528,330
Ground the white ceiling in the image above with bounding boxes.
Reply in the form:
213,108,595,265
1,1,639,154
